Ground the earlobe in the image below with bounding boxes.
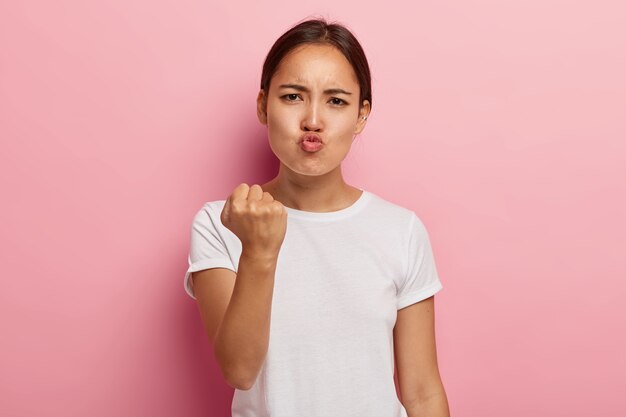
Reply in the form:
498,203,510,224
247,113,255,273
355,100,371,134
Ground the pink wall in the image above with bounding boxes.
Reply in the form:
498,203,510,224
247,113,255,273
1,1,625,416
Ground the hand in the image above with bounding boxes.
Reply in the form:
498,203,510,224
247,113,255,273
221,183,287,258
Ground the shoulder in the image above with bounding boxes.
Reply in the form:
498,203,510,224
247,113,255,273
361,191,435,248
364,190,420,228
194,199,227,217
191,199,228,227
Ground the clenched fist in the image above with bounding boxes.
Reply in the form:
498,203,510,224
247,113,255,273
221,183,288,258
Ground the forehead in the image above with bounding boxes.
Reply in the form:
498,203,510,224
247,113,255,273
271,44,359,88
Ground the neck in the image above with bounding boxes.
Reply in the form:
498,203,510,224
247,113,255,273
261,164,361,213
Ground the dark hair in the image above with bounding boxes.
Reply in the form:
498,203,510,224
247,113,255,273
260,18,372,109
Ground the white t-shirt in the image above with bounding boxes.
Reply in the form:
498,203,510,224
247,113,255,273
184,189,443,417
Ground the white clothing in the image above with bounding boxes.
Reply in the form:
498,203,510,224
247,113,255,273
184,189,443,417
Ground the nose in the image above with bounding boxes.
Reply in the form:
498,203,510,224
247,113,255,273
301,103,323,132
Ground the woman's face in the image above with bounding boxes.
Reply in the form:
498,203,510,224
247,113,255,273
257,43,370,178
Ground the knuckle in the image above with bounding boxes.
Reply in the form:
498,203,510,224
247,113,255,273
231,201,245,213
247,201,262,215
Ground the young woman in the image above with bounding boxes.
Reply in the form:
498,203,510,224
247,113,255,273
185,18,450,417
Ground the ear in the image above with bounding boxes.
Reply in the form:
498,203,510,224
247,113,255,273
354,100,371,135
257,90,268,125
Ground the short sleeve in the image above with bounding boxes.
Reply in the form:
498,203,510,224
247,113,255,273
184,203,236,300
397,213,443,309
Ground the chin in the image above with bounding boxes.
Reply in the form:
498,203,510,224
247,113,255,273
290,162,341,178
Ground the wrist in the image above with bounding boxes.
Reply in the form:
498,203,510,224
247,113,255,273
240,247,279,265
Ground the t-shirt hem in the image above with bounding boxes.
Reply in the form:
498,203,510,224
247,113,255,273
396,280,443,310
184,259,237,300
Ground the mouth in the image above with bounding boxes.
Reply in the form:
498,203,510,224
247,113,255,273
299,133,323,144
299,133,324,153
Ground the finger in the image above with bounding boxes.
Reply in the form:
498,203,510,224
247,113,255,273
232,183,250,202
248,184,264,201
262,191,274,201
221,199,230,224
272,200,287,215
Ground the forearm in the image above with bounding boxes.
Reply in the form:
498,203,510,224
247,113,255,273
405,390,450,417
214,250,277,390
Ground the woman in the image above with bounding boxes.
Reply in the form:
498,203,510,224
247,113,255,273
185,18,450,417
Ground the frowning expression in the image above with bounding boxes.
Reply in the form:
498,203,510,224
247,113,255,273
257,43,370,177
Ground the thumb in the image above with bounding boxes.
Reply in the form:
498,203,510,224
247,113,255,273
221,197,231,225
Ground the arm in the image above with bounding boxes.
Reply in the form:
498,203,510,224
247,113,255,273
193,183,286,391
193,250,278,391
393,296,450,417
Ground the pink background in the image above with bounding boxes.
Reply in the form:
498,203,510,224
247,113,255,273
1,1,625,416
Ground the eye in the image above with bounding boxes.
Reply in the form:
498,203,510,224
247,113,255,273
282,94,301,102
329,97,347,106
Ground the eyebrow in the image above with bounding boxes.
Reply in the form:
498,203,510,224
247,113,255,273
279,84,352,95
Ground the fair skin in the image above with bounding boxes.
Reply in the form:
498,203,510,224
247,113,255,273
256,43,370,211
193,42,449,415
395,297,451,416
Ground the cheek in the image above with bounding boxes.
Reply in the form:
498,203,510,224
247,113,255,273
267,105,296,131
334,113,359,135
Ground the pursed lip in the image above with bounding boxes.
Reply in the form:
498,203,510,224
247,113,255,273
299,133,323,144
